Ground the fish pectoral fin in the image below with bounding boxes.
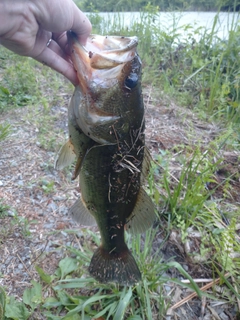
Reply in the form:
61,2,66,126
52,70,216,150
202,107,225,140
69,197,96,226
125,188,156,234
54,140,76,170
140,147,153,184
89,245,141,285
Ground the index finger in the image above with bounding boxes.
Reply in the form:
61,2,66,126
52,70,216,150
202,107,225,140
71,3,92,45
36,46,78,85
52,7,91,55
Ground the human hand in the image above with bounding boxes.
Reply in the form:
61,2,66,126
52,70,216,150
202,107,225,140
0,0,92,85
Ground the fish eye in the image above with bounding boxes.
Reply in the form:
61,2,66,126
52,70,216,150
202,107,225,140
124,73,138,89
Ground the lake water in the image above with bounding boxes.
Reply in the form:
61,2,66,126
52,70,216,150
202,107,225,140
89,11,240,41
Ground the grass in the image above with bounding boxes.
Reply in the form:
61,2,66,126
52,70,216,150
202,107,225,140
0,123,10,142
1,228,204,320
0,200,10,218
0,47,72,114
0,201,34,239
150,145,240,273
89,8,240,125
0,7,240,320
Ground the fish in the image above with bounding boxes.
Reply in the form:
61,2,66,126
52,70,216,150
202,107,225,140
55,32,156,285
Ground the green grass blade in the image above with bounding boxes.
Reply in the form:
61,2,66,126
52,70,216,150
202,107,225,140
0,286,6,320
166,261,202,297
113,287,132,320
143,279,153,320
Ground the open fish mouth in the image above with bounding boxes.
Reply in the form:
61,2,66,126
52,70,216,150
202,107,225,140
67,32,138,69
67,32,139,90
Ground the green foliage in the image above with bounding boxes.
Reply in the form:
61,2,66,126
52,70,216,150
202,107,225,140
148,143,240,291
74,0,238,11
23,281,43,310
0,46,68,114
0,57,40,112
41,229,203,319
0,200,10,218
161,147,220,225
1,227,205,319
0,205,34,240
5,296,31,320
0,286,6,320
84,10,240,127
76,0,153,12
40,179,56,194
59,257,79,279
4,223,238,319
0,123,11,141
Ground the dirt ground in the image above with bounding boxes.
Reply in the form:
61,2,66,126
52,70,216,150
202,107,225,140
0,85,240,319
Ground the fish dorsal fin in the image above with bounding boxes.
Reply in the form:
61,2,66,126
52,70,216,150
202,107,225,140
54,140,76,170
69,197,96,226
141,147,152,184
125,187,156,234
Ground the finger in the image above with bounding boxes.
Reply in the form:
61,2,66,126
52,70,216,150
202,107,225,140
70,4,92,45
47,37,69,61
52,32,69,54
35,47,78,85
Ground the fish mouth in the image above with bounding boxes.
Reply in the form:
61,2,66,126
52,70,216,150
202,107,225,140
67,31,138,91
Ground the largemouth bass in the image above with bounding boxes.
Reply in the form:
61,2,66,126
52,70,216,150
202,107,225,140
55,32,156,285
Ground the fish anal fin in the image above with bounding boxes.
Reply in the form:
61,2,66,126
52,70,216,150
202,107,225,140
54,140,76,170
69,197,96,226
125,188,156,234
89,245,141,285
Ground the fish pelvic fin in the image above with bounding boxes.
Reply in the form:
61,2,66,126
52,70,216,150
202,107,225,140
125,188,156,234
54,140,76,170
89,245,141,286
69,197,96,226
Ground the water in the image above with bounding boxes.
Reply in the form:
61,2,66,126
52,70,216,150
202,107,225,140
88,11,240,41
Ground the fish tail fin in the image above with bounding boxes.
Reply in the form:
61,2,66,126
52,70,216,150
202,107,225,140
89,245,141,286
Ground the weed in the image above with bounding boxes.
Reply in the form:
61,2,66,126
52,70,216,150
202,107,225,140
0,123,10,141
147,142,240,298
85,10,240,125
0,200,10,218
0,205,34,239
40,179,56,194
0,286,6,320
2,227,204,320
17,216,33,237
0,46,68,114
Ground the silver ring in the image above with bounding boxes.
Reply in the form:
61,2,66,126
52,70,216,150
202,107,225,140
46,38,52,47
